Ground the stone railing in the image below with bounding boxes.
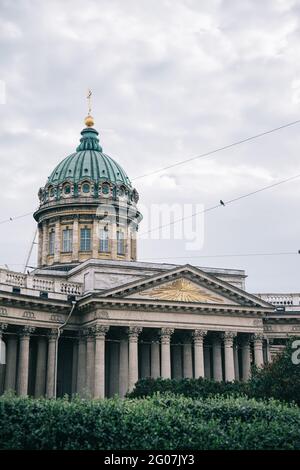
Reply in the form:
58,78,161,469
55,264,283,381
59,282,82,295
32,277,55,292
0,268,82,296
4,271,26,287
257,293,299,307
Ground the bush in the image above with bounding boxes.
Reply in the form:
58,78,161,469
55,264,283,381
249,338,300,405
128,338,300,405
0,394,299,450
127,377,249,399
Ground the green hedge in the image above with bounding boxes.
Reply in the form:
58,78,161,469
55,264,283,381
1,394,300,450
128,339,300,405
127,377,249,399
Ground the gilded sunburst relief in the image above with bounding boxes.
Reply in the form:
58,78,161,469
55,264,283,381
134,278,225,303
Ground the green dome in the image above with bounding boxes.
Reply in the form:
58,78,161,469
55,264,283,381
38,126,139,206
48,127,131,187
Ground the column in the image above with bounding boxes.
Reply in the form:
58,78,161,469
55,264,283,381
223,331,236,382
172,344,182,379
150,336,160,378
42,222,48,266
34,336,47,397
140,343,151,378
183,332,193,378
212,334,222,381
233,338,239,381
86,329,95,397
160,328,174,379
46,329,58,398
94,325,109,399
4,335,18,392
17,326,35,396
54,219,61,263
119,333,129,397
92,218,99,259
77,330,87,396
72,217,79,261
0,324,7,394
38,225,43,267
128,327,142,392
204,345,211,379
109,341,119,396
111,223,117,259
266,338,272,363
193,330,207,379
71,338,78,395
254,333,264,367
241,336,251,381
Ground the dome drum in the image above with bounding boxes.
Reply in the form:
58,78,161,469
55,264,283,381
35,122,142,269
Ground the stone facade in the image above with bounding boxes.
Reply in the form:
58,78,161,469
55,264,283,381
0,118,299,398
1,261,299,398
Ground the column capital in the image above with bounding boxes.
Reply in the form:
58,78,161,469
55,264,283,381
94,324,109,339
19,325,35,337
0,323,8,337
160,328,174,344
48,328,59,340
253,333,264,343
193,329,207,344
128,326,142,341
223,331,237,346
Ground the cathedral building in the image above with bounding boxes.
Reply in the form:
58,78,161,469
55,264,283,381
0,114,299,398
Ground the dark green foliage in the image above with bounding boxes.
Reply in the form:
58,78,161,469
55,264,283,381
0,393,299,450
128,339,300,405
249,339,300,405
127,377,249,399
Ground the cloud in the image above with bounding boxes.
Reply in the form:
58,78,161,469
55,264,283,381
0,0,300,291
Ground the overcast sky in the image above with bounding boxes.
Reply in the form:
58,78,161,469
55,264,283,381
1,0,300,292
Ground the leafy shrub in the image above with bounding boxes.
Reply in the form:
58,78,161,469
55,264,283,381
127,377,249,399
249,338,300,405
128,338,300,405
0,394,299,450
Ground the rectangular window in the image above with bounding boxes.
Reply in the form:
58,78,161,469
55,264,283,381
99,228,109,253
117,231,125,255
49,231,55,255
131,235,136,259
62,228,73,253
80,227,91,251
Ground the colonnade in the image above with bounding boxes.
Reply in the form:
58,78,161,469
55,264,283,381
0,322,266,398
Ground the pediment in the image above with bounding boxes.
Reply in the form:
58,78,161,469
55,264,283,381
126,277,233,304
101,264,272,308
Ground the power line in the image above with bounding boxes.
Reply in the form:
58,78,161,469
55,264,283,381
140,251,299,261
132,118,300,180
139,172,300,236
1,118,300,226
0,211,35,225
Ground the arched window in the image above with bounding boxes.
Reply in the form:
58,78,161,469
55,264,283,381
102,183,110,195
63,184,71,195
82,182,90,194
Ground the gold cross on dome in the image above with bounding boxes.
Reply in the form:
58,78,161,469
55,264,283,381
87,89,92,115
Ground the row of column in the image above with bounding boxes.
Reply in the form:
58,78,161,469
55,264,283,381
74,326,265,399
0,322,266,398
0,324,59,398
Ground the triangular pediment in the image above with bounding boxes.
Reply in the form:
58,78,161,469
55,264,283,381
126,277,232,304
101,264,272,308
